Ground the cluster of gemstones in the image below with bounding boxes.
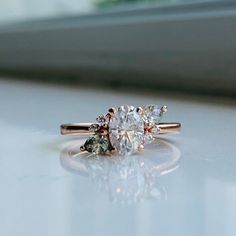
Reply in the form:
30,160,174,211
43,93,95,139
80,105,167,156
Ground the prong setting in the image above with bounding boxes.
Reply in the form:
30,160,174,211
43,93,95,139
100,129,108,136
80,145,86,151
136,107,143,115
81,104,168,156
161,105,168,113
108,107,116,115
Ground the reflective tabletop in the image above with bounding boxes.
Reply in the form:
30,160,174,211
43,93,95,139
0,79,235,236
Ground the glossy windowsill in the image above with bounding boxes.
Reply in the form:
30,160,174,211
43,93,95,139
0,79,235,236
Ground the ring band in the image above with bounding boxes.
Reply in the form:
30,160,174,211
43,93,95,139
60,104,181,156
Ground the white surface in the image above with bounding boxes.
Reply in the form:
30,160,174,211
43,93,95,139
0,79,236,236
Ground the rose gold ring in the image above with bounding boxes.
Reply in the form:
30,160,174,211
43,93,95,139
60,105,181,156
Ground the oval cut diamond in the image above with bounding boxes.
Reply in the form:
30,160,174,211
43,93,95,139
109,105,144,156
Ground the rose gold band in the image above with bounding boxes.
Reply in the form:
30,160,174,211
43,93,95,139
60,122,181,135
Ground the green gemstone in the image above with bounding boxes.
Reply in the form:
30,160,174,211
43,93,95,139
84,135,109,155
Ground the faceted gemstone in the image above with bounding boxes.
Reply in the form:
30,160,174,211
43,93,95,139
84,135,109,155
141,105,162,126
109,105,144,156
96,115,107,126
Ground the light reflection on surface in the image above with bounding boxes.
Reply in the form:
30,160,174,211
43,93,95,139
60,138,181,204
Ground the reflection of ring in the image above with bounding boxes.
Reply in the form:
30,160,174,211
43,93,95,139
60,104,181,156
60,138,181,203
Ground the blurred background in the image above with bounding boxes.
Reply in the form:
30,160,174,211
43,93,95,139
1,0,236,97
0,0,193,24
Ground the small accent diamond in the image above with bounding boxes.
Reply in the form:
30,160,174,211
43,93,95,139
96,115,108,126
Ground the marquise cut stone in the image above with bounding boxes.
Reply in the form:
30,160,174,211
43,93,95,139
142,105,163,143
109,105,144,156
142,105,162,126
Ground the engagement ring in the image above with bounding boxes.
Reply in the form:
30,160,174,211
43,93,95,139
60,105,181,156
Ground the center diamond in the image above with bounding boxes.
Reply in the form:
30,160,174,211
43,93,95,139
109,105,144,156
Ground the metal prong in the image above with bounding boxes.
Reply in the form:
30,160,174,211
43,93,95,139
110,146,117,154
105,150,112,156
161,105,168,113
105,113,111,119
100,129,108,135
136,107,143,114
103,124,109,129
147,122,153,129
108,107,116,115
